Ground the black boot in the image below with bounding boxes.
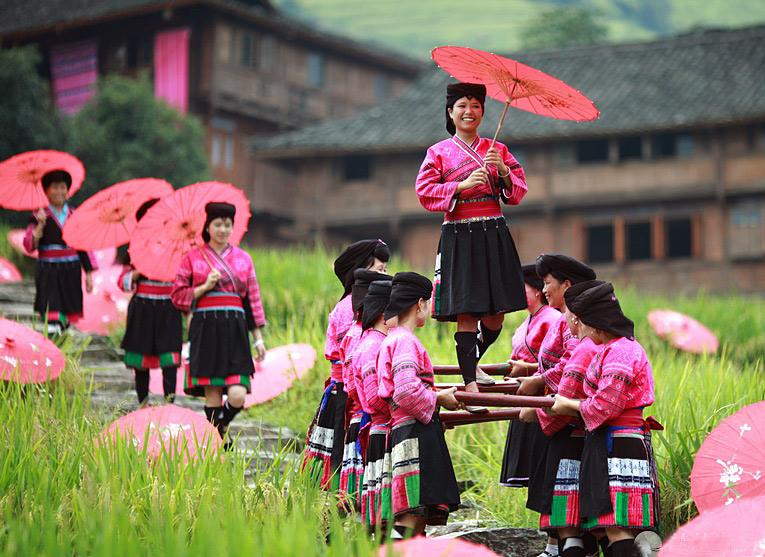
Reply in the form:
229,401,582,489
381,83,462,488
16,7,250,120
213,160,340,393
134,368,150,406
454,331,479,385
609,539,638,557
161,366,177,404
476,321,502,361
558,537,586,557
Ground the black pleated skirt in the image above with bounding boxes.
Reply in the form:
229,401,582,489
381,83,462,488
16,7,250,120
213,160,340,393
33,260,83,316
433,217,527,322
499,419,549,488
121,297,183,355
188,309,254,379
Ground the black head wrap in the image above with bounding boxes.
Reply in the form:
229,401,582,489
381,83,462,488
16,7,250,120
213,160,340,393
567,282,635,340
362,280,393,330
135,198,160,222
333,239,390,298
563,279,606,310
351,268,392,319
41,170,72,190
522,263,545,294
201,202,236,243
384,271,432,321
445,82,486,135
536,254,596,286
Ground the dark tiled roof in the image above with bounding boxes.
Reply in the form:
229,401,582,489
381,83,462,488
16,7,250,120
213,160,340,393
255,25,765,158
0,0,422,75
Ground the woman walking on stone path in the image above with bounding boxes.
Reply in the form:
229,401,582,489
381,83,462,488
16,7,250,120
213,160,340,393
546,282,661,557
118,198,182,407
377,271,464,538
303,239,389,490
415,82,528,399
23,170,95,335
171,202,266,449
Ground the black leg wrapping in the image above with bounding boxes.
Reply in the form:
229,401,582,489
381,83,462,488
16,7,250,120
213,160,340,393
454,331,479,384
220,400,242,426
476,322,502,362
134,368,150,404
558,537,586,557
204,405,224,430
161,366,177,403
609,539,638,557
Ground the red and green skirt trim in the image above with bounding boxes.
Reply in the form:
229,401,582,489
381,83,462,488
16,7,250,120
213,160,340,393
124,351,181,369
183,366,251,397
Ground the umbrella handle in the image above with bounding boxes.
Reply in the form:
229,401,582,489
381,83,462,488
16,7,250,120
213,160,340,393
486,100,512,157
191,238,216,272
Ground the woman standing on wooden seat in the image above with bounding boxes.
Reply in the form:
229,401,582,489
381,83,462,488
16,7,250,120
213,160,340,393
415,82,528,397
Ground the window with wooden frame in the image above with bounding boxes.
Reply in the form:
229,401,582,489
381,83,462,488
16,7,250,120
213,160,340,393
729,203,764,258
586,223,615,264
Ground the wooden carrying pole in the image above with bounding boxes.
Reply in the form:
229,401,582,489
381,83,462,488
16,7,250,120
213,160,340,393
441,408,521,427
454,391,553,408
435,382,519,394
433,363,511,376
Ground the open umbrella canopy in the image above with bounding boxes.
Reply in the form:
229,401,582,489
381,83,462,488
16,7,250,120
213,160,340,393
658,496,765,556
7,229,36,258
63,178,174,250
690,400,765,513
0,150,85,210
0,257,23,283
128,181,251,281
431,46,599,121
647,309,719,354
378,537,502,557
0,317,65,383
99,405,222,463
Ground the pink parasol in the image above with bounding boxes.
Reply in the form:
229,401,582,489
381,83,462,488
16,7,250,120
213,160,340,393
149,344,317,405
379,536,503,557
99,405,222,463
647,309,719,354
690,400,765,513
74,248,129,336
63,178,174,250
0,257,23,282
128,181,251,281
431,45,599,149
658,496,765,556
7,229,36,258
0,150,85,210
0,317,65,383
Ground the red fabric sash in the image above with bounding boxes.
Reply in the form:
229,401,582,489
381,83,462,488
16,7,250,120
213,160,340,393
604,408,664,430
195,294,243,310
136,282,172,296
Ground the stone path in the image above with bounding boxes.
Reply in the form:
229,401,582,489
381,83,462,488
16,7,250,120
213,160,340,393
0,279,302,478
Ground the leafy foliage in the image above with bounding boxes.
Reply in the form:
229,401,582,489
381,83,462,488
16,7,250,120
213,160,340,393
68,73,209,201
520,6,608,50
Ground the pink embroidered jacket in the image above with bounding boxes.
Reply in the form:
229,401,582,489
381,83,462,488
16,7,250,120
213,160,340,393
352,328,391,426
537,336,600,435
535,312,579,393
171,244,266,327
415,136,527,221
579,337,655,432
324,295,355,382
340,321,363,414
377,327,437,427
510,305,560,364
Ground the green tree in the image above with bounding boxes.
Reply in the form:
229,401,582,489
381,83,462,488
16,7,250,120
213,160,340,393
69,73,209,201
0,45,69,160
520,6,608,51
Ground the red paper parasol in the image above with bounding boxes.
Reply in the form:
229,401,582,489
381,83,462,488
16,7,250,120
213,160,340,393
431,46,599,149
75,263,129,336
0,317,66,383
658,496,765,556
0,257,23,282
647,309,719,354
63,178,174,250
129,181,251,281
0,150,85,210
99,405,222,463
690,400,765,513
379,537,502,557
7,229,37,258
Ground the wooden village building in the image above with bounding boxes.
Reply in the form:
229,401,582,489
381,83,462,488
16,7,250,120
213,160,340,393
0,0,422,241
254,26,765,294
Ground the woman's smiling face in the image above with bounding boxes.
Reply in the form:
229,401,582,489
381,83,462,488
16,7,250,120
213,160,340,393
448,96,483,135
